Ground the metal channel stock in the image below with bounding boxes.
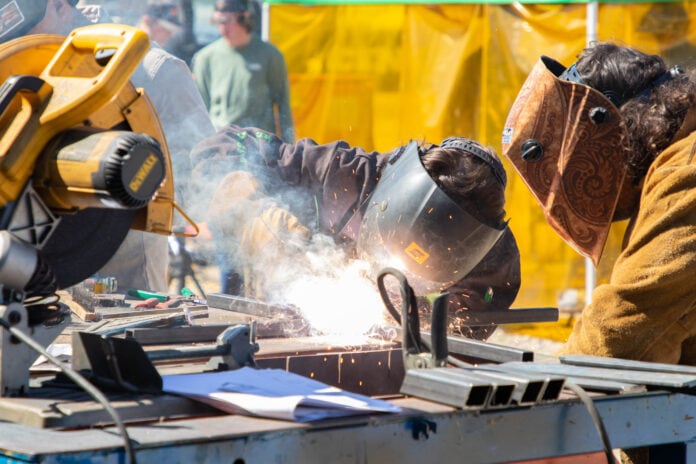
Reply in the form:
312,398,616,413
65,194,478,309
400,367,493,409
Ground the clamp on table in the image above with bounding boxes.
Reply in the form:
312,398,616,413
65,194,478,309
376,267,449,369
70,324,260,393
376,267,566,410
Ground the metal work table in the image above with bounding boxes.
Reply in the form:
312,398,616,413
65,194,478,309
0,389,694,463
1,297,693,464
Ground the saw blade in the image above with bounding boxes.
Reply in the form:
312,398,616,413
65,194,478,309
40,208,135,289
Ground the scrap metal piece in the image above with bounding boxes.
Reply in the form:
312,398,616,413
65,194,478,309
206,293,297,318
501,361,696,389
84,312,188,336
560,354,696,375
205,293,311,338
422,331,535,363
456,307,559,326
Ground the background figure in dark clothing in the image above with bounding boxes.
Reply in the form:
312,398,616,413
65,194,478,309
139,0,200,66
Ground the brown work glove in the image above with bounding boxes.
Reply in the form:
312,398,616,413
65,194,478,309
208,171,311,299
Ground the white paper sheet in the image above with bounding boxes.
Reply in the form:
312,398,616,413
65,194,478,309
30,343,72,372
162,367,402,422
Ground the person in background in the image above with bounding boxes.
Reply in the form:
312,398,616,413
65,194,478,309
191,0,294,293
190,124,520,340
0,0,215,293
137,1,199,66
191,0,294,142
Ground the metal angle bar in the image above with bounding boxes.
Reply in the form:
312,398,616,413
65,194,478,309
92,314,188,337
454,307,559,326
400,368,492,409
99,306,207,320
560,354,696,375
206,293,289,318
422,332,534,362
125,325,229,345
501,361,696,389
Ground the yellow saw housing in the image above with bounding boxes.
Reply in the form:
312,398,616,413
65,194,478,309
0,24,175,235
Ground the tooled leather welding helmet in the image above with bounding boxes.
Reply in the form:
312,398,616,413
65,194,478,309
356,140,507,290
0,0,48,42
501,55,630,265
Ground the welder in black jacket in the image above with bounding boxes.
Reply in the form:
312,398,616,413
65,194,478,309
190,125,520,339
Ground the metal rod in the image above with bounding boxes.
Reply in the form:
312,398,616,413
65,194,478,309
456,307,559,326
422,332,535,363
147,345,227,362
206,293,289,318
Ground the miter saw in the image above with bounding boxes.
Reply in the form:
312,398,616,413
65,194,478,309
0,24,183,396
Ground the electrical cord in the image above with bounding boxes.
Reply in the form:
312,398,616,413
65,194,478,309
563,381,617,464
0,315,137,464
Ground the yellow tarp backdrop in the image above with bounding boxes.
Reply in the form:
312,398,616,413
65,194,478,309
267,1,695,309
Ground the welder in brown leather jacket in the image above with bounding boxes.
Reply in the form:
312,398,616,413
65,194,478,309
503,42,696,366
190,125,520,339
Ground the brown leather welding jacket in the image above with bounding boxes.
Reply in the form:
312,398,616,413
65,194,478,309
190,125,521,336
559,130,696,365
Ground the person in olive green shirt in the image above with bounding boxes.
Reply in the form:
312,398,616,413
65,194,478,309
192,0,294,143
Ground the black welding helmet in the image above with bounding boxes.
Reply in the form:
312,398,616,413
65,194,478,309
356,140,507,290
0,0,48,43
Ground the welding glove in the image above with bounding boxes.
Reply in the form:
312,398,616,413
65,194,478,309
209,171,311,299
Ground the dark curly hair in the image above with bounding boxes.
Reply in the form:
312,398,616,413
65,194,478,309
420,142,507,228
575,42,696,182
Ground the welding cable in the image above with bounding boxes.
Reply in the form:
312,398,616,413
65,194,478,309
0,316,137,464
563,381,617,464
376,268,423,354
